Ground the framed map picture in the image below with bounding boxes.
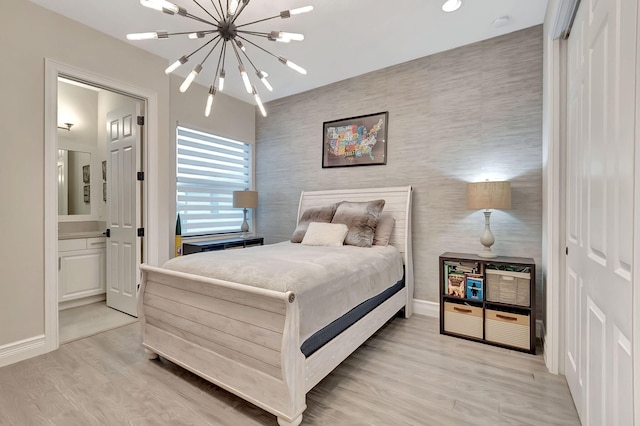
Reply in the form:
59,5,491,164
322,111,388,168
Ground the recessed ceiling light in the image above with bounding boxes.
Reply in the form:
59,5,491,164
442,0,462,12
492,16,510,28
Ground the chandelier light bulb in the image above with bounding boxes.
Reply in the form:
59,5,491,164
269,31,291,43
279,32,304,41
188,32,205,39
180,64,202,93
205,86,216,117
218,69,226,91
235,39,246,52
257,71,273,91
140,0,180,14
218,69,225,91
289,6,313,15
442,0,462,12
239,65,252,93
165,55,188,74
285,59,307,75
126,31,167,40
252,86,267,117
228,0,239,16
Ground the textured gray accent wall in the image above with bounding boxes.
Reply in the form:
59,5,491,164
255,26,543,311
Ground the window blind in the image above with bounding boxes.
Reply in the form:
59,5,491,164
176,126,252,236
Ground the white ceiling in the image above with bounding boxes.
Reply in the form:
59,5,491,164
31,0,548,104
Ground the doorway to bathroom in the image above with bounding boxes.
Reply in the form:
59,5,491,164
56,76,143,343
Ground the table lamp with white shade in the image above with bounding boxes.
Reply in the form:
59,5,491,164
466,181,511,258
233,190,258,233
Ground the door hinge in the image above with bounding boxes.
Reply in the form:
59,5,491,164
137,116,144,126
105,229,110,238
137,171,144,181
137,228,145,237
566,247,568,255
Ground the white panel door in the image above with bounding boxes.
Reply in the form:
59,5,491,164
565,0,636,424
106,105,141,317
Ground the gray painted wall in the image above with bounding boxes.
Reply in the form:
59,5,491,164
255,26,543,313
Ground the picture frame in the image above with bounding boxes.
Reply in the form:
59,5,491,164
82,165,90,183
83,185,90,203
322,111,388,168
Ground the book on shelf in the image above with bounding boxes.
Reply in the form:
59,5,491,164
444,260,480,296
447,273,466,298
465,274,484,301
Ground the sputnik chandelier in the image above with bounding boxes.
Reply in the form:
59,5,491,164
127,0,313,117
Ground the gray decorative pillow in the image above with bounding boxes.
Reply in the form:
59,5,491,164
291,203,339,243
373,213,395,246
331,199,385,247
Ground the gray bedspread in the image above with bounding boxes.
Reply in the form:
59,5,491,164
162,241,403,342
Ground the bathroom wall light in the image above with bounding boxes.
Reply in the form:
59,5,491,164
57,123,74,131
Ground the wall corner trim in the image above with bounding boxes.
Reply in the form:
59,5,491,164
0,335,46,368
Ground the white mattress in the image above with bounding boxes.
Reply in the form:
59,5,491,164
162,241,404,342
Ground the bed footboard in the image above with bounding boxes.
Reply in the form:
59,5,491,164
138,264,306,425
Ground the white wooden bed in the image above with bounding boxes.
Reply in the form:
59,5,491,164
138,186,413,425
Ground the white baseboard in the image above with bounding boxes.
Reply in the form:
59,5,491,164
412,299,439,317
0,334,47,368
59,294,106,311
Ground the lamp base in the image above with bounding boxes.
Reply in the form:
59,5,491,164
240,208,249,233
477,210,498,258
477,250,498,258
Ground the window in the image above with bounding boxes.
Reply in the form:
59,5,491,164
176,126,252,236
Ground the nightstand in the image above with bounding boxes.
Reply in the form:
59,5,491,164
182,236,264,255
440,252,536,354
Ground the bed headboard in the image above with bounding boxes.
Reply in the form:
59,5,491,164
297,186,414,315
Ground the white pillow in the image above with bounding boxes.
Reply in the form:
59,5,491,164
301,222,348,247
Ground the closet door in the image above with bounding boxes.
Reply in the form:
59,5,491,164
564,0,637,424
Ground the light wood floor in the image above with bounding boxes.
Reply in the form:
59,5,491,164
0,315,580,425
59,301,137,344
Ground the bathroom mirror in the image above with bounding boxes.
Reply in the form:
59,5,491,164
58,149,91,215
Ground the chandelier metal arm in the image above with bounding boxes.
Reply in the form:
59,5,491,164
230,40,244,65
192,0,220,24
237,42,260,74
199,37,224,65
230,0,251,24
178,12,218,26
237,35,281,60
163,30,216,37
236,30,270,37
207,0,223,21
211,42,225,85
216,0,225,20
235,14,280,29
184,35,221,61
221,41,227,69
